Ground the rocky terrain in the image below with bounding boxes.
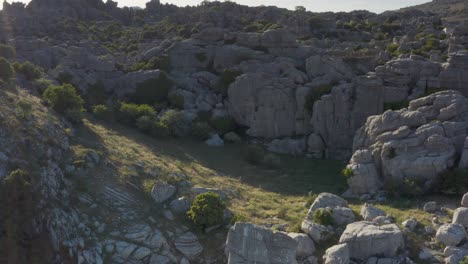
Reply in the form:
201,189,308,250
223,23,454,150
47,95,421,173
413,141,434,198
0,0,468,263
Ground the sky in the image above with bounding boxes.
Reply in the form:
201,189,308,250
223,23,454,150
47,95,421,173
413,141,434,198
7,0,431,13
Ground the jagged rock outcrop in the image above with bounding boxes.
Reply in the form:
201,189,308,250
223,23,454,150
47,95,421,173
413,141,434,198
439,51,468,97
225,223,298,264
346,90,468,194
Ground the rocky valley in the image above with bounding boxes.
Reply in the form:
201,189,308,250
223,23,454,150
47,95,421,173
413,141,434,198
0,0,468,263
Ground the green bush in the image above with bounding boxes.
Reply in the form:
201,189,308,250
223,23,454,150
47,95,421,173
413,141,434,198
244,145,266,165
57,72,73,84
92,104,112,120
42,84,84,115
230,214,247,225
210,116,237,134
439,169,468,195
341,167,353,178
0,44,16,59
191,122,213,140
159,109,190,137
460,256,468,264
129,56,170,72
214,69,242,96
0,57,14,80
304,84,332,113
150,121,170,138
118,102,156,125
33,78,54,94
136,115,154,133
12,61,43,80
312,208,333,226
16,100,33,119
386,43,401,57
132,72,173,104
168,92,185,109
187,192,226,229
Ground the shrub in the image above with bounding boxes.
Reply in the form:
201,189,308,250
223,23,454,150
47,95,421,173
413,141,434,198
33,78,53,94
92,104,112,120
439,169,468,195
386,43,400,57
262,153,281,169
460,256,468,264
57,72,73,84
136,115,154,133
118,103,156,125
400,178,424,197
191,122,212,140
150,121,170,138
0,57,14,80
16,100,33,119
304,84,332,113
159,109,190,137
341,167,353,178
168,92,185,109
214,69,242,96
230,214,247,225
210,116,237,134
0,44,15,59
129,56,170,72
42,84,84,114
12,61,43,80
187,192,226,229
132,72,173,104
244,145,265,165
313,208,333,226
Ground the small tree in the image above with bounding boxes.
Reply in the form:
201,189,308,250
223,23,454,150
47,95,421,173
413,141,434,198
188,192,226,229
42,84,84,115
0,57,14,80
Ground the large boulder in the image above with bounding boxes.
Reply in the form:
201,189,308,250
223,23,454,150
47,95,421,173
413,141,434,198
339,222,404,260
151,181,176,203
301,220,329,243
347,90,468,194
306,55,353,82
439,51,468,98
225,223,298,264
453,207,468,228
306,192,348,219
287,233,316,258
462,193,468,207
360,203,386,221
436,223,466,246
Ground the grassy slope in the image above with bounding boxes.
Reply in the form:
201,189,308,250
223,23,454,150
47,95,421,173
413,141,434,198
73,117,348,229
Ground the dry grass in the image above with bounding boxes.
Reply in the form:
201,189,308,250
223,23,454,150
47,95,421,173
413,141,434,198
74,118,347,228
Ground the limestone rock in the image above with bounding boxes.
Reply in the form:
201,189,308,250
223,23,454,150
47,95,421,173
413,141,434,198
436,223,466,246
287,233,315,258
324,244,350,264
348,90,468,194
170,197,191,214
360,203,386,221
453,207,468,228
267,137,306,156
301,220,329,243
423,201,438,213
331,207,356,226
205,134,224,147
225,223,298,264
174,232,203,260
462,193,468,207
339,222,404,260
306,192,348,219
151,181,176,203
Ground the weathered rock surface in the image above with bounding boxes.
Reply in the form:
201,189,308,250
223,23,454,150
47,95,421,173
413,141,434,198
436,223,466,246
453,207,468,228
306,192,348,219
360,203,386,221
339,222,404,260
324,244,350,264
287,233,316,258
225,223,298,264
347,90,468,194
151,181,176,203
301,220,329,243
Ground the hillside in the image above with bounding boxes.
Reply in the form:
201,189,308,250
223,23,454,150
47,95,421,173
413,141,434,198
0,0,468,263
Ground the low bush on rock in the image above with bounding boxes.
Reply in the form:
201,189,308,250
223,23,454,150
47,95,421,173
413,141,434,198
16,100,33,119
188,192,226,229
341,167,353,178
129,56,170,72
460,256,468,264
132,72,173,104
0,57,15,81
117,102,156,125
159,109,190,137
313,208,333,226
92,104,112,120
42,84,84,123
12,61,43,81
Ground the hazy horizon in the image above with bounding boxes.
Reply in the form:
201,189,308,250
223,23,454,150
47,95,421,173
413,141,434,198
4,0,431,13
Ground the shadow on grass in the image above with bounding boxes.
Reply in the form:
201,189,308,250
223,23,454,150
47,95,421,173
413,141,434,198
83,117,348,197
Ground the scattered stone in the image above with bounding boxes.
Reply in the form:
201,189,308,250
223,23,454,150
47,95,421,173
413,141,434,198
436,223,467,246
453,207,468,228
151,181,176,203
170,197,191,213
223,132,242,143
205,134,224,147
306,192,348,219
372,216,394,225
423,201,438,213
301,220,330,243
402,218,419,231
360,203,386,221
330,206,356,226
